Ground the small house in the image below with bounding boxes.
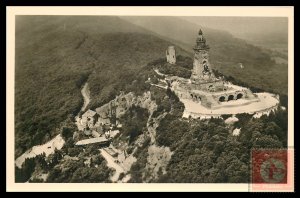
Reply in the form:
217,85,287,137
81,109,99,128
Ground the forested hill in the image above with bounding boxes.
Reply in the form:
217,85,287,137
15,16,190,157
121,16,288,95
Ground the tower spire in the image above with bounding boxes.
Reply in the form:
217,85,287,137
194,28,209,51
198,29,203,35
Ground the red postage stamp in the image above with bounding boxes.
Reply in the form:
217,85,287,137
250,149,294,192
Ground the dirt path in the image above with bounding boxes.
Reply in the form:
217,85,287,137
80,82,90,112
99,149,125,182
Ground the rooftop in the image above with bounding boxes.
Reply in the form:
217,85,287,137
82,109,97,117
75,137,109,146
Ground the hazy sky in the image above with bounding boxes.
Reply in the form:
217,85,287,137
180,16,288,39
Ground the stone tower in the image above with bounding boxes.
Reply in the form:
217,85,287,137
166,46,176,64
191,29,215,83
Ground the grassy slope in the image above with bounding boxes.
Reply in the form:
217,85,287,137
121,16,288,95
15,16,189,157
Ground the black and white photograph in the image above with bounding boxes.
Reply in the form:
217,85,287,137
6,6,294,192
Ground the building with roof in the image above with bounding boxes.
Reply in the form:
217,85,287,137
75,136,110,146
81,109,99,128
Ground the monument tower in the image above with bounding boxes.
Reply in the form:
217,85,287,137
190,29,224,92
165,28,261,110
191,29,215,83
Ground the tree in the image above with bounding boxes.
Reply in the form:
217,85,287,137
70,166,111,183
46,168,62,182
91,154,104,166
156,115,189,149
264,121,284,140
67,147,82,157
253,135,283,149
35,153,48,171
120,106,149,144
47,149,63,168
47,159,84,182
152,76,159,84
15,158,36,182
61,127,73,140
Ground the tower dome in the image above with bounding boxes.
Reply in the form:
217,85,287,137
194,29,209,51
198,29,203,35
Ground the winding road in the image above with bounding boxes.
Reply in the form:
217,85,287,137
80,82,90,112
79,83,126,182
